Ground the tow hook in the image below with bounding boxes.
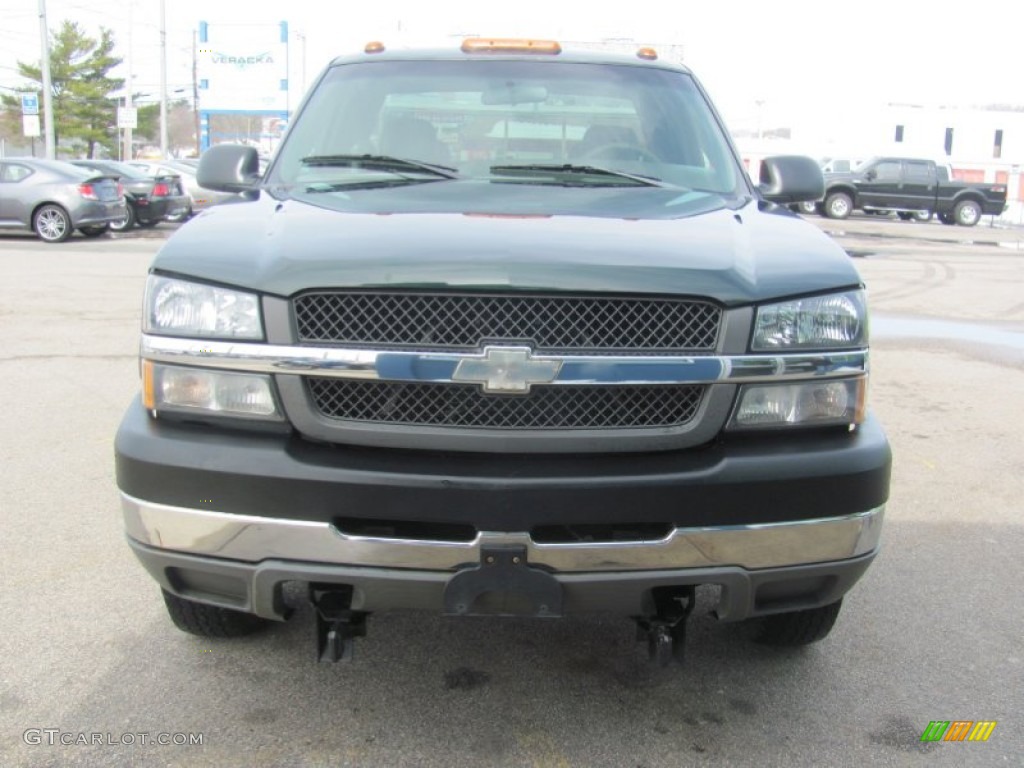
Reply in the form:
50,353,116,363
635,586,696,667
310,584,367,663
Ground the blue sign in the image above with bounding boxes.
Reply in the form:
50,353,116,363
21,93,39,115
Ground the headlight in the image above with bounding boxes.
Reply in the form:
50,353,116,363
142,361,282,420
143,275,263,339
728,378,866,430
753,290,866,350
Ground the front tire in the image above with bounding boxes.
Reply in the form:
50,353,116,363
823,192,852,220
79,224,110,237
161,589,270,638
938,212,956,225
33,204,72,243
953,199,982,227
756,599,843,646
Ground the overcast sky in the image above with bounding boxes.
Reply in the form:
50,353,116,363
2,0,1023,130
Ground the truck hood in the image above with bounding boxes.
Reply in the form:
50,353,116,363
152,186,861,305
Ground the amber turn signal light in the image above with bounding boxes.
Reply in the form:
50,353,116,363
142,359,156,410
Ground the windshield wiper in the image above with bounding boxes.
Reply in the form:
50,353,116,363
302,178,441,193
490,163,666,187
301,154,459,179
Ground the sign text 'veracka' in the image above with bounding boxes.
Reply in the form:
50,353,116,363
211,53,275,68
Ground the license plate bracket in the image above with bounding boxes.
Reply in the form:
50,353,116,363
443,545,563,618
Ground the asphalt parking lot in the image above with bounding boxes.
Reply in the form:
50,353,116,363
0,213,1021,767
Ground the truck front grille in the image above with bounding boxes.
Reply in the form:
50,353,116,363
307,379,705,430
294,291,721,353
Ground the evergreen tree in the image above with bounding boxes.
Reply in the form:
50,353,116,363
0,21,124,158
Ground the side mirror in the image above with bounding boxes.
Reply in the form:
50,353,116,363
864,169,877,181
758,155,824,205
197,144,261,193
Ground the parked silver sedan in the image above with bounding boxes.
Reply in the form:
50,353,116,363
0,158,126,242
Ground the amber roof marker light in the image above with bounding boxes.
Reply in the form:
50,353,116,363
461,38,562,55
636,47,658,61
364,41,386,54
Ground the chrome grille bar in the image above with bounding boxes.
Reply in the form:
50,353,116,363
141,335,869,386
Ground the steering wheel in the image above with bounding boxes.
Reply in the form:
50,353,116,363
580,143,660,163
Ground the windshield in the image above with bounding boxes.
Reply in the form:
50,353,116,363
271,59,744,196
53,161,98,180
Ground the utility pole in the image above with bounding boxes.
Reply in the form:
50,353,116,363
159,0,168,157
295,31,306,96
38,0,55,158
192,28,200,156
123,0,133,160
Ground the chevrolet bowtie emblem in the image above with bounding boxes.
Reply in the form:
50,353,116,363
452,346,562,394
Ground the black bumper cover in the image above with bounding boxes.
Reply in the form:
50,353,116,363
115,398,891,530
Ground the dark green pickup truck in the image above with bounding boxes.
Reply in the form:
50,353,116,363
115,39,890,664
819,156,1007,225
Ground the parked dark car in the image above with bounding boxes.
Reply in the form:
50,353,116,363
820,157,1007,225
70,160,188,231
0,158,125,242
128,159,237,220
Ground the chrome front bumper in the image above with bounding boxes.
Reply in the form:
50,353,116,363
124,493,884,621
122,493,884,573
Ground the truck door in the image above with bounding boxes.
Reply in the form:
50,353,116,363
855,159,901,210
900,160,936,211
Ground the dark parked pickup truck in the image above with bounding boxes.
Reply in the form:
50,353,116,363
115,39,891,665
819,157,1007,225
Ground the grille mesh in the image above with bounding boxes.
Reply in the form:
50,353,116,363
294,292,721,352
307,379,704,430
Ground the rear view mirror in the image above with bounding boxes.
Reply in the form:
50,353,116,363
481,84,548,105
758,155,824,205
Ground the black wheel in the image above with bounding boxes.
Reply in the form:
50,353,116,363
109,203,136,232
756,599,843,646
938,212,956,225
161,589,270,638
33,204,72,243
823,192,852,220
79,224,110,237
897,212,913,221
953,199,981,227
136,218,160,229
